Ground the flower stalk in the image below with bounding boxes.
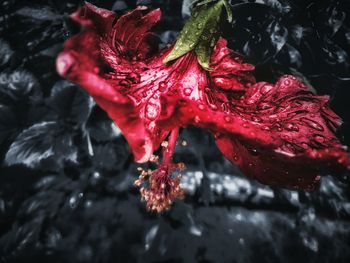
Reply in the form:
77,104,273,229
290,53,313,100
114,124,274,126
135,128,185,213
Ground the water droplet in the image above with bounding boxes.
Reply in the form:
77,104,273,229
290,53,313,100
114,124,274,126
301,142,309,149
197,22,203,29
184,88,192,96
258,102,271,110
251,116,262,122
246,99,255,105
69,197,77,209
198,104,205,110
158,81,167,92
145,103,160,121
93,171,100,179
260,85,273,95
242,123,249,128
233,155,239,161
300,118,324,131
137,53,144,60
285,123,299,132
209,104,218,110
283,79,291,86
128,72,140,83
313,134,325,143
274,123,282,131
261,126,271,131
69,193,83,209
224,116,231,123
194,116,200,123
249,148,259,156
282,135,290,140
120,80,129,86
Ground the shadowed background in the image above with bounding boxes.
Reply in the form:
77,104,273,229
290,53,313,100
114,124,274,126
0,0,349,262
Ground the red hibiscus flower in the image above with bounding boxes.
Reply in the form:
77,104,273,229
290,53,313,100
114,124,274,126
56,3,348,212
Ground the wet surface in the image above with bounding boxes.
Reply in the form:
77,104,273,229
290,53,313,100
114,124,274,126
0,0,349,262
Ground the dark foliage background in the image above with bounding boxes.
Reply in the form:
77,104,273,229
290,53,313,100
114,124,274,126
0,0,350,262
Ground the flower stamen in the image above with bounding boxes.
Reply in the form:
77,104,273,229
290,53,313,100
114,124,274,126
134,128,185,212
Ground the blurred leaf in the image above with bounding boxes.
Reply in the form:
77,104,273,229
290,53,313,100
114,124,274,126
15,6,61,21
267,20,288,53
0,39,14,68
0,104,18,145
5,121,77,169
0,70,42,104
86,109,122,143
47,81,94,125
92,143,128,171
326,5,346,36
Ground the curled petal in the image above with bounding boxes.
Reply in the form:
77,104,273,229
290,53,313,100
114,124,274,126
57,4,165,162
164,75,348,189
110,7,161,60
70,3,116,33
210,38,255,92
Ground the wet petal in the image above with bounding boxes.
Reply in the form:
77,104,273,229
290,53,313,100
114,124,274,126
174,75,348,189
57,4,163,162
210,38,255,92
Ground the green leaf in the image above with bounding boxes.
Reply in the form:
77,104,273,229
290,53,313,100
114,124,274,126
163,0,225,68
194,0,232,22
191,0,218,7
222,0,233,22
195,4,222,69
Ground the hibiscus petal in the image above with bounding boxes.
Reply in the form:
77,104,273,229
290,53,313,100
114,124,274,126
112,7,161,59
169,75,348,189
210,38,255,89
57,4,166,162
70,3,116,33
215,136,347,190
